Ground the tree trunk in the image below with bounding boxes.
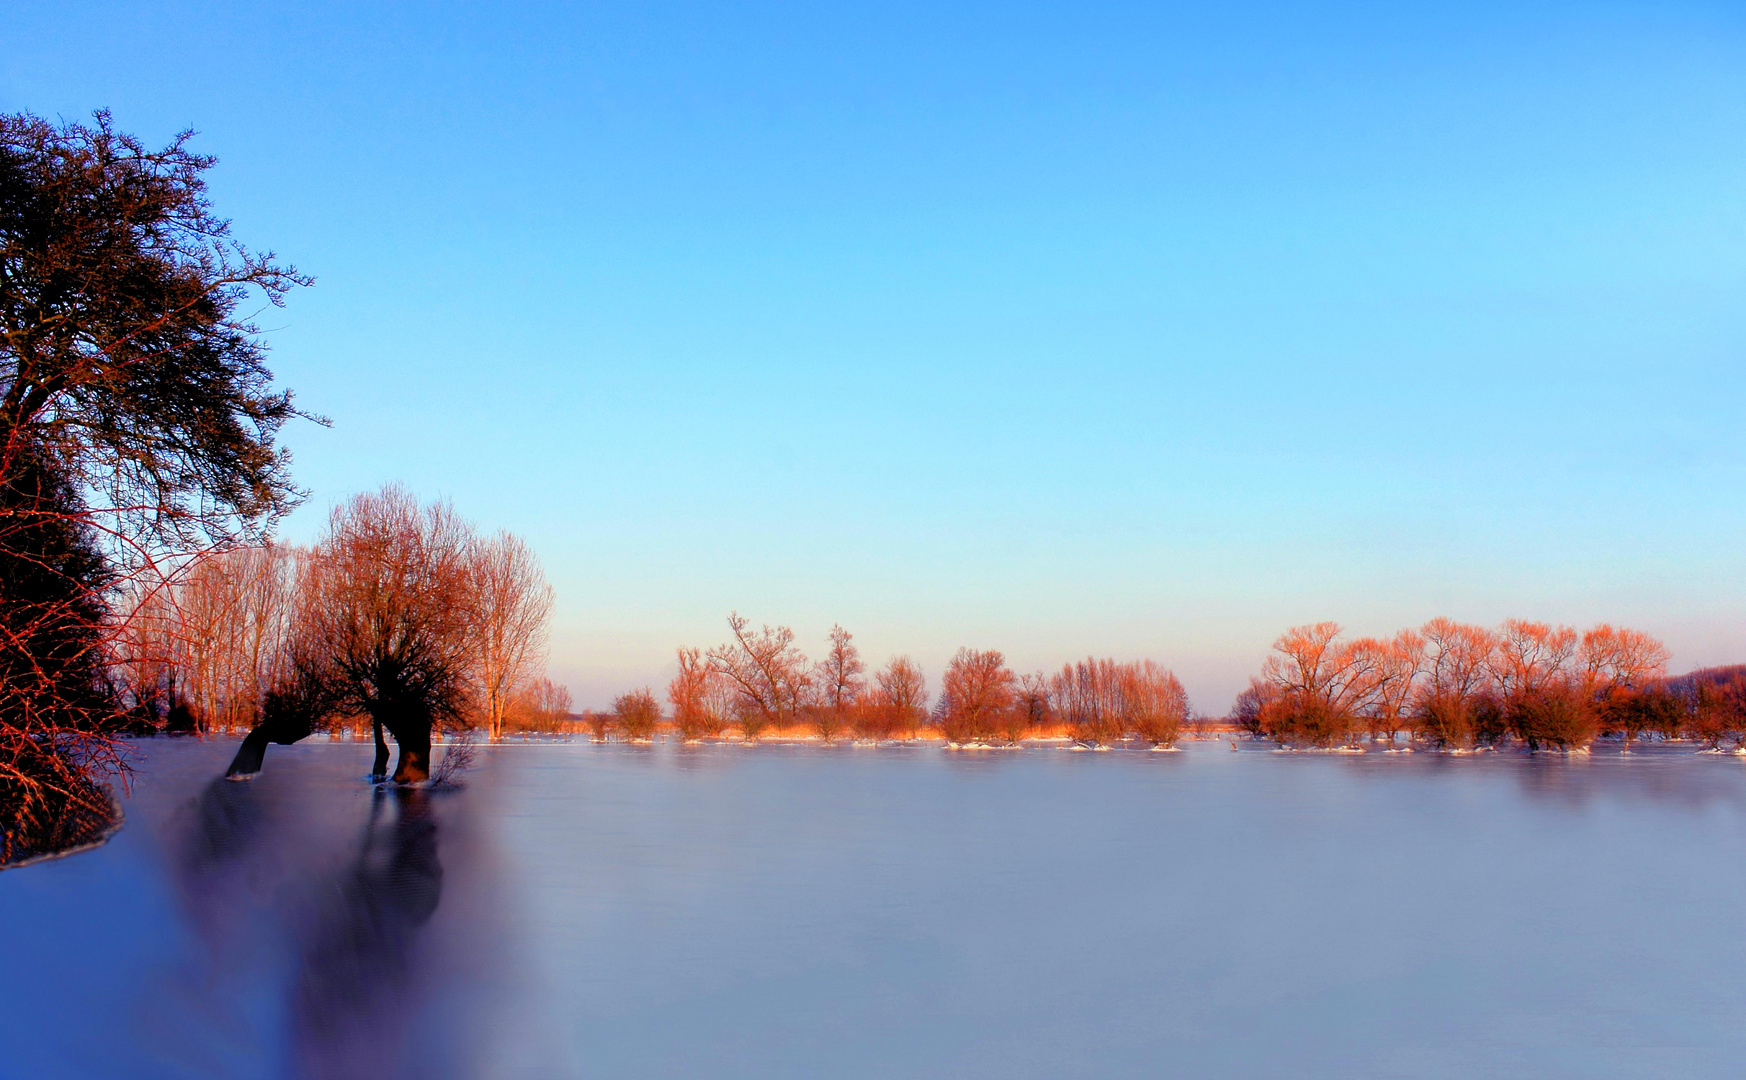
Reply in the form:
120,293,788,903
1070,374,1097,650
372,719,390,781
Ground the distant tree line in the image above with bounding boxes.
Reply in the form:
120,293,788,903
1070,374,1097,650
1238,618,1738,751
584,614,1745,756
589,614,1195,748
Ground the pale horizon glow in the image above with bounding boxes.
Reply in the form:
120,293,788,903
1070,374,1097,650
8,2,1745,711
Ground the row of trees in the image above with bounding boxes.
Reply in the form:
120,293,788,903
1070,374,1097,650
1238,618,1735,751
119,488,564,742
601,615,1196,747
665,617,934,741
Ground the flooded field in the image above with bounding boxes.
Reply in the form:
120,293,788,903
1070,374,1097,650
4,737,1746,1079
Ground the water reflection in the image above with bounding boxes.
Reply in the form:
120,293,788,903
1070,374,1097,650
1304,742,1746,811
158,757,503,1080
11,739,1746,1080
289,787,443,1076
1505,749,1746,810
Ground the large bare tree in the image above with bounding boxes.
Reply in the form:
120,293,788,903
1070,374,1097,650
706,612,809,740
1489,620,1590,750
228,486,474,783
1255,623,1382,747
1414,618,1499,749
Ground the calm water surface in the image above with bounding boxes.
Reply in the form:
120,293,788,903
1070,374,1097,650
4,738,1746,1079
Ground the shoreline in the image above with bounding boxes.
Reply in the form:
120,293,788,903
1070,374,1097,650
0,789,125,872
122,731,1727,755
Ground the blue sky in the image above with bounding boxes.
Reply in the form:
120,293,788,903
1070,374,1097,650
8,1,1746,710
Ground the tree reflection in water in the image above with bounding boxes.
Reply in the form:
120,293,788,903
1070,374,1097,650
291,786,443,1075
13,740,1746,1079
173,767,477,1079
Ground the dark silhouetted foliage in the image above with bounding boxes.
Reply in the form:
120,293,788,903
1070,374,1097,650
0,447,120,862
2,111,308,860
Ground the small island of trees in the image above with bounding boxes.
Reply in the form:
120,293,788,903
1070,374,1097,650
1234,618,1746,753
634,614,1193,749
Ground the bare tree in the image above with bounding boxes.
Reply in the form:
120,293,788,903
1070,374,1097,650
507,676,572,733
1255,623,1384,747
867,655,927,740
1120,660,1191,748
1579,624,1670,695
936,648,1015,744
163,556,232,731
669,646,729,740
1490,620,1578,699
235,547,307,724
811,624,865,742
1419,619,1496,700
1489,619,1592,750
613,688,661,741
229,486,475,783
1413,618,1500,749
706,612,809,740
469,530,554,741
1231,677,1275,738
581,708,613,743
139,544,308,733
1579,624,1671,749
1051,658,1124,746
1014,672,1052,739
1348,630,1422,747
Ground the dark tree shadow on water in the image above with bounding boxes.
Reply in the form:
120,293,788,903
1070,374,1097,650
184,775,269,869
170,775,463,1079
172,777,280,955
291,786,444,1078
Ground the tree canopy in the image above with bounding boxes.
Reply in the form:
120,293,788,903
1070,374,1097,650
0,109,314,565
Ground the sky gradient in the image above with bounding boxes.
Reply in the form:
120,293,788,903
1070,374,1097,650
8,1,1746,711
